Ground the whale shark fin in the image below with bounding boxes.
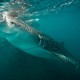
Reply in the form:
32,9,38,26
25,19,40,29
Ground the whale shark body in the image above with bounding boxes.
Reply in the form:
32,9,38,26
0,0,79,69
0,11,79,67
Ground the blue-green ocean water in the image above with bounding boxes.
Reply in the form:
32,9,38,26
0,0,80,80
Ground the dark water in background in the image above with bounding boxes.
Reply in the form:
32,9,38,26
0,0,80,80
39,2,80,57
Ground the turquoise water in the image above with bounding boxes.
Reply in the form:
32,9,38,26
0,0,80,80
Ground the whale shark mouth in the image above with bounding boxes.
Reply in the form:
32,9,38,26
2,11,15,27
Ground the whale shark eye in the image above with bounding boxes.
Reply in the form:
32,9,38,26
11,21,14,24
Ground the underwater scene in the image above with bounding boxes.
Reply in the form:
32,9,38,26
0,0,80,80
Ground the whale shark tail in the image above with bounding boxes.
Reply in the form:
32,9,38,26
74,59,80,75
49,50,80,74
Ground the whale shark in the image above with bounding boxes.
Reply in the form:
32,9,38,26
0,10,79,67
0,0,79,70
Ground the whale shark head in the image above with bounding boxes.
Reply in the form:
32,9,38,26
0,11,19,39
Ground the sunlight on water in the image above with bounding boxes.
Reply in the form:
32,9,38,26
0,0,78,39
